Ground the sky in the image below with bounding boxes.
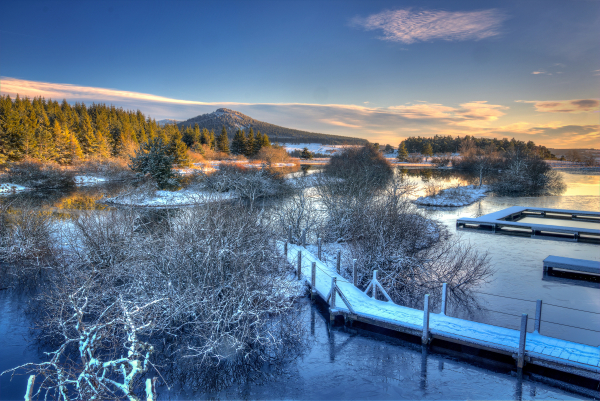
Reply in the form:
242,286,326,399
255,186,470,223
1,0,598,148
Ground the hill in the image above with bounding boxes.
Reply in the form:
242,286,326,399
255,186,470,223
178,108,367,145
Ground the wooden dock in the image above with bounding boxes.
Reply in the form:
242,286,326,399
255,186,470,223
544,256,600,275
457,206,600,243
281,242,600,381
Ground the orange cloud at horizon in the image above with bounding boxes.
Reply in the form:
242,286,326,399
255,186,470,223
1,76,598,149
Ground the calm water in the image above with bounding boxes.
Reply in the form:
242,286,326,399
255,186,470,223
1,171,598,400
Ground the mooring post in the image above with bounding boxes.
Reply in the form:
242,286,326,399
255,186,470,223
311,262,316,301
25,375,35,401
372,270,378,300
336,250,341,274
534,300,542,334
517,313,528,369
297,251,302,280
441,283,448,315
288,225,292,243
301,229,306,247
318,237,322,260
422,294,430,345
353,259,358,287
330,277,337,321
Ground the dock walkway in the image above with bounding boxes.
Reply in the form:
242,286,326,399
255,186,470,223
282,242,600,380
457,206,600,243
544,256,600,275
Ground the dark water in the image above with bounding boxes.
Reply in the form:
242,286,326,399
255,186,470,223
1,171,599,400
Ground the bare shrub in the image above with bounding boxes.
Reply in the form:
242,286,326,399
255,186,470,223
255,146,291,165
203,164,290,209
0,203,54,266
343,193,493,308
6,159,75,189
73,157,136,181
6,203,305,396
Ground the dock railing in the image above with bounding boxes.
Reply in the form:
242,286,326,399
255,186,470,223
281,240,600,381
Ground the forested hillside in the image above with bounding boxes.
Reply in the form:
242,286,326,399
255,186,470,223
179,108,367,145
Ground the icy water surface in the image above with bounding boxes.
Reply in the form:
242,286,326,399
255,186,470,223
0,170,598,400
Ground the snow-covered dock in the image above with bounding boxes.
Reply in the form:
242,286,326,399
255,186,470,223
543,256,600,275
457,206,600,243
281,242,600,380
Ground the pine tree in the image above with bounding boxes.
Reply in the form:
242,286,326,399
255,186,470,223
217,126,230,154
168,127,190,166
129,137,178,190
397,142,409,161
422,143,433,161
261,133,271,148
301,147,313,160
231,129,247,155
182,125,196,148
244,128,255,157
253,131,263,155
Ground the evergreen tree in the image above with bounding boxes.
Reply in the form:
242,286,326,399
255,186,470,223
129,137,178,190
230,129,247,155
261,133,271,148
209,130,216,150
217,126,230,154
397,142,409,161
422,143,433,161
182,125,196,148
244,128,255,157
253,131,263,155
300,147,313,160
168,127,190,166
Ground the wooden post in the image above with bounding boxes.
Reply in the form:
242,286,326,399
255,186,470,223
534,300,542,334
288,225,292,243
146,377,157,401
422,294,430,345
284,241,288,256
311,262,316,300
318,237,322,260
336,250,341,274
441,283,447,315
297,251,302,280
517,313,528,369
330,277,337,321
301,229,306,247
25,375,35,401
372,270,378,300
353,259,357,287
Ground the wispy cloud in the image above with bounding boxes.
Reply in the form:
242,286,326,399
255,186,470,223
517,98,599,113
351,9,505,44
531,71,548,75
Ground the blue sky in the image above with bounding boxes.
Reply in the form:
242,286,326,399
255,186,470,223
1,0,598,147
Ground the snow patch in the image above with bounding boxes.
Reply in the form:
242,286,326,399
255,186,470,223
415,185,490,207
0,183,29,194
105,189,236,207
74,175,108,186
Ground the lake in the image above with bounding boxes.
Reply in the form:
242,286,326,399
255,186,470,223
0,170,598,400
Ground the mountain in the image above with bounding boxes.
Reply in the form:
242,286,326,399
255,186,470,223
157,119,181,126
178,108,367,145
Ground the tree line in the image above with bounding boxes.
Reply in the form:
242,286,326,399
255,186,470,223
400,134,555,159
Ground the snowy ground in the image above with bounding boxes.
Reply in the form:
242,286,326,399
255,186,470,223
74,175,108,186
0,183,29,194
104,189,236,207
415,185,490,207
280,143,354,155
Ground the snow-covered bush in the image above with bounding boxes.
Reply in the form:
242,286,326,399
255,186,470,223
491,151,565,195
